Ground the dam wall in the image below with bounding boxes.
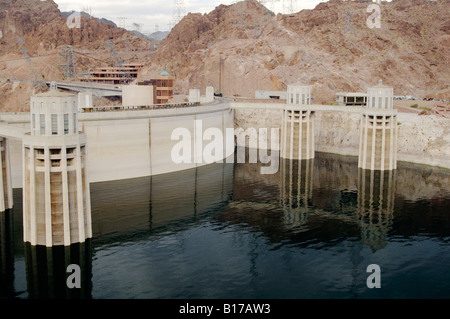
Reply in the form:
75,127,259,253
233,104,450,170
1,104,235,188
1,100,448,190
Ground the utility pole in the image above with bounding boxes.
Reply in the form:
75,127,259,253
219,56,224,94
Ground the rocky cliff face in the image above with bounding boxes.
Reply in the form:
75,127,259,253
0,0,152,112
144,0,449,100
0,0,149,55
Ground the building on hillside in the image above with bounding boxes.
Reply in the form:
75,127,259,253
154,67,174,104
81,64,143,85
82,64,175,105
121,67,174,106
255,90,288,100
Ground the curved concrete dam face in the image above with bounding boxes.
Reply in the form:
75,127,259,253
7,104,235,188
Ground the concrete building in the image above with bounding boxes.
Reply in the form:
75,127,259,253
336,92,367,106
81,64,143,85
122,85,155,107
189,89,201,103
255,90,288,100
77,92,93,110
358,80,398,171
281,81,315,160
22,88,92,247
200,87,215,104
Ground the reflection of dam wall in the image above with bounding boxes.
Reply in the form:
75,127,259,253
4,105,234,188
311,153,359,211
91,162,234,243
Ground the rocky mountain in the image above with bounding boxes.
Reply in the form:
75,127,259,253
0,0,150,55
148,31,170,43
0,0,152,111
142,0,450,100
129,30,170,43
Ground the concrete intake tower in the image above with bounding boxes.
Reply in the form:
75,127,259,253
358,80,398,171
22,86,92,247
281,81,315,160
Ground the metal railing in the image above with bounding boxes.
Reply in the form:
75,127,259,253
81,101,201,113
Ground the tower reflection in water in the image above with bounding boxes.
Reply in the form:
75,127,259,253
357,169,396,251
24,241,92,299
280,159,314,228
0,210,14,298
279,156,396,251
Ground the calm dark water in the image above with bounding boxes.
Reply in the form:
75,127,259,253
1,152,449,299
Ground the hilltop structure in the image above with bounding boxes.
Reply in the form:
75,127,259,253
80,64,144,85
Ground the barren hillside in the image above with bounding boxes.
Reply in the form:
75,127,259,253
1,0,449,112
0,0,152,111
142,0,450,100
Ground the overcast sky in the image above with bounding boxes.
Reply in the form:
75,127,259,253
53,0,330,34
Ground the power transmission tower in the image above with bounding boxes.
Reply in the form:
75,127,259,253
117,17,127,29
82,6,92,17
17,37,46,87
106,41,122,67
283,0,296,14
172,0,186,28
59,45,77,79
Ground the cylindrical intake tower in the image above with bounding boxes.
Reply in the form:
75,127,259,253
23,87,91,247
358,80,398,171
281,81,315,160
